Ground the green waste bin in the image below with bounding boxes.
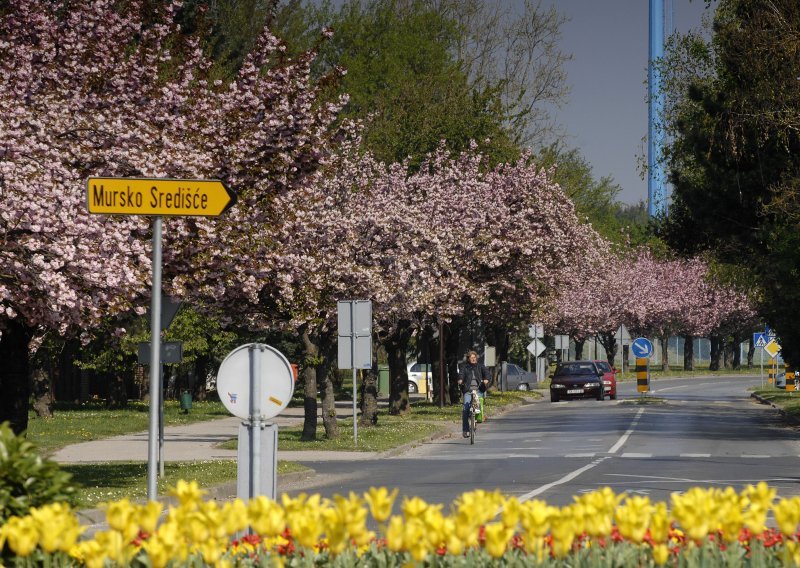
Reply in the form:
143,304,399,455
378,364,389,396
180,391,192,413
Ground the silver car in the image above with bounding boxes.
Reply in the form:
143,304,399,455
501,362,537,391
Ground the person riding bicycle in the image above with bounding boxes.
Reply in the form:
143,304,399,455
457,351,490,438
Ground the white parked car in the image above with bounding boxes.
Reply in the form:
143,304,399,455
407,362,431,394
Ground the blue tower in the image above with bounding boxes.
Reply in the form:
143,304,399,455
648,0,670,217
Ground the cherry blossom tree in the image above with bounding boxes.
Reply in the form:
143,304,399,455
0,0,341,434
263,139,607,424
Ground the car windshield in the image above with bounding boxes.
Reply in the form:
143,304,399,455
596,362,611,373
555,362,596,376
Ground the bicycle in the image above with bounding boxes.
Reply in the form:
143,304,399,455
468,388,480,444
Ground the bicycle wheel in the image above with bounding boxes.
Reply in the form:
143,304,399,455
470,411,475,445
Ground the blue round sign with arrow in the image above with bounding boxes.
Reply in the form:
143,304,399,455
631,337,654,359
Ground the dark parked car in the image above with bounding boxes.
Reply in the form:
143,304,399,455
550,360,608,402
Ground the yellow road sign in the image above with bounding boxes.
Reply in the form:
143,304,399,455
764,339,782,359
87,177,236,217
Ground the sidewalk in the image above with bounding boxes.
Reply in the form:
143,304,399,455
51,401,383,464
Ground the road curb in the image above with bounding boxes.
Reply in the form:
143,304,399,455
750,392,800,426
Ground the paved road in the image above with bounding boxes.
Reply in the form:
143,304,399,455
282,375,800,508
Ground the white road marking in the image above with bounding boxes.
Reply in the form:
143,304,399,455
565,453,596,458
608,408,645,454
680,454,711,458
740,454,771,459
518,456,611,502
621,453,653,458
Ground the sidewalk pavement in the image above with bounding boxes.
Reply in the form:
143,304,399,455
51,401,386,465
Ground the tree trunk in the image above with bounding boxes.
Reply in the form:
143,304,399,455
385,323,412,416
359,368,379,427
31,367,53,419
597,331,617,367
300,328,319,442
732,333,742,370
574,337,585,360
683,335,695,371
747,337,755,368
0,319,33,435
445,320,461,404
661,337,669,372
318,334,339,439
709,335,722,371
723,336,734,369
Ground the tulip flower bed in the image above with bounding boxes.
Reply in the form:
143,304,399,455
2,481,800,566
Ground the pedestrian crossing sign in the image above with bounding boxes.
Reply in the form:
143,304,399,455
753,332,767,348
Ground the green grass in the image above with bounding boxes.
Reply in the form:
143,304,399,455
752,387,800,421
27,400,229,455
616,364,760,382
62,460,308,508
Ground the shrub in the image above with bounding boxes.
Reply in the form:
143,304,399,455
0,422,77,522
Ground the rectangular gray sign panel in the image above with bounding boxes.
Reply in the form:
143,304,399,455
138,341,183,365
337,336,372,370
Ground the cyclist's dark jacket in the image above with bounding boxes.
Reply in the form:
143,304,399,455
458,362,489,394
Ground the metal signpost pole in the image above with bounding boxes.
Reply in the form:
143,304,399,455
249,345,262,498
760,346,763,388
147,217,162,501
351,302,358,446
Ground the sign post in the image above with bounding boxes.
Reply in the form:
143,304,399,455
631,337,654,393
216,343,294,503
87,176,236,501
754,332,767,388
337,300,373,445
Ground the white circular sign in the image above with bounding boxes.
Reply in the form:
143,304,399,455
216,343,294,420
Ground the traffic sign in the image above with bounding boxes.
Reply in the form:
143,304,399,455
764,339,782,359
87,177,236,217
753,332,767,348
527,338,546,357
528,323,544,339
631,337,654,359
217,344,294,421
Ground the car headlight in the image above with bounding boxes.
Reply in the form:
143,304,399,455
551,384,566,389
585,382,600,388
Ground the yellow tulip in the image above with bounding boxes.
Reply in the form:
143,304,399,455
385,515,405,551
249,496,286,537
142,535,173,568
549,510,575,558
322,507,349,555
136,501,164,535
501,497,522,529
71,539,106,568
648,502,670,543
404,518,429,562
94,530,127,565
615,495,653,543
105,497,140,541
671,488,712,541
4,516,38,557
773,497,800,537
483,522,514,559
30,503,84,553
364,487,398,523
742,482,776,510
521,499,555,538
652,543,670,565
221,499,249,536
402,495,429,520
171,480,207,508
786,541,800,567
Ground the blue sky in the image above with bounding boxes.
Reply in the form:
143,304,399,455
543,1,715,204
